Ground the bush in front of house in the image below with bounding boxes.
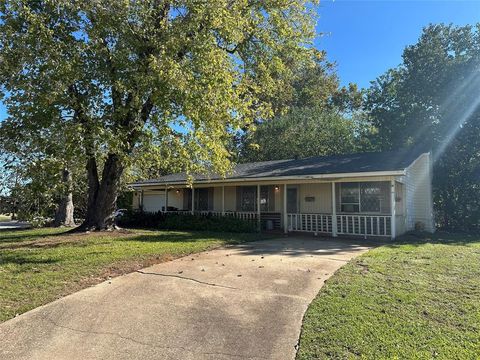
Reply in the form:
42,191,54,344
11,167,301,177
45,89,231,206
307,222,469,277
117,211,258,233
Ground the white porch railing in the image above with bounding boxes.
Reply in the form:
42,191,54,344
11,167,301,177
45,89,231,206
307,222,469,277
164,210,191,215
337,214,391,237
163,210,258,221
287,213,391,236
288,213,332,233
194,210,223,217
160,211,391,236
225,211,258,221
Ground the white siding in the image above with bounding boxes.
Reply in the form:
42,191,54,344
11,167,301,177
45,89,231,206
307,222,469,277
132,192,141,209
167,189,184,210
224,186,236,211
213,187,223,212
143,193,165,212
405,153,434,232
298,183,332,213
394,181,407,237
274,186,282,212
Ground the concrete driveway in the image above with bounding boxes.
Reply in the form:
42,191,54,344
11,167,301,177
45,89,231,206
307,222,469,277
0,237,370,360
0,220,32,230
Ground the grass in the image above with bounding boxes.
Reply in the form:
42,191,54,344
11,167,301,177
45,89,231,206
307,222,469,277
296,232,480,360
0,214,11,222
0,227,266,323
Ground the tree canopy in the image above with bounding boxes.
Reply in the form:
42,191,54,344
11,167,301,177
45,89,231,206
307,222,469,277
365,24,480,231
0,0,319,230
240,106,372,162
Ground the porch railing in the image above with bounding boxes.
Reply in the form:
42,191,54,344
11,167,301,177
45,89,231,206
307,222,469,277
337,214,391,237
288,213,332,233
164,210,191,215
287,213,391,237
159,210,391,236
162,210,259,221
225,211,258,221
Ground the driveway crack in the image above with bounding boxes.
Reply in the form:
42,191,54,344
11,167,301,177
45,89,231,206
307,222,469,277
39,314,267,359
136,270,239,290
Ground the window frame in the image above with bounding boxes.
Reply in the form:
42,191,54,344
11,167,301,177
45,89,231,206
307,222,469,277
240,186,256,212
340,183,361,213
360,182,383,213
340,182,384,214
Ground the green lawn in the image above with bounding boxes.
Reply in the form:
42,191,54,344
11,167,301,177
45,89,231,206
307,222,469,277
297,232,480,359
0,227,265,323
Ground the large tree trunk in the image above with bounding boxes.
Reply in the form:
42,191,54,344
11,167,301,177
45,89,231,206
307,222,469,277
53,168,75,227
77,153,124,231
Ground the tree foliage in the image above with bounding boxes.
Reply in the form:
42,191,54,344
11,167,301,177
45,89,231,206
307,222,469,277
365,24,480,231
0,0,319,230
237,48,366,162
240,106,372,162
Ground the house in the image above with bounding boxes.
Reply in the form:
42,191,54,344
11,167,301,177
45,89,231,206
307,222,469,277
129,149,435,239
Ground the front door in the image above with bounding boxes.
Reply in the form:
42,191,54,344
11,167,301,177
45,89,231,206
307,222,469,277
287,187,298,213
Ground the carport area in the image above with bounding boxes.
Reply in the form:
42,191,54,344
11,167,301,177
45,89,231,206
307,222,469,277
0,236,371,360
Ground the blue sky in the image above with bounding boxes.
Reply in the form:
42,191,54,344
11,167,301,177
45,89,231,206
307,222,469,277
316,0,480,88
0,1,479,120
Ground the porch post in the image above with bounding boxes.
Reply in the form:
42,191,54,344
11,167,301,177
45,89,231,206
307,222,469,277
140,189,144,210
331,182,337,237
283,184,288,233
391,179,396,239
191,186,195,215
222,185,225,216
257,184,261,231
164,185,168,213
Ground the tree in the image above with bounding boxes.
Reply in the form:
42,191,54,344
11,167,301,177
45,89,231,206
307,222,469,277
240,107,372,162
0,112,83,226
365,24,480,231
235,48,366,162
0,0,318,230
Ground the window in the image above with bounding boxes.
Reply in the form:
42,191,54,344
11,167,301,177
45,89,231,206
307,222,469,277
341,183,360,212
340,182,387,213
191,188,213,211
195,188,209,211
238,186,274,212
260,186,270,211
240,186,256,212
360,183,382,212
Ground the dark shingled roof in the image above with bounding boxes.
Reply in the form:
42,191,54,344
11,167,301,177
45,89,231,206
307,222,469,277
132,148,427,186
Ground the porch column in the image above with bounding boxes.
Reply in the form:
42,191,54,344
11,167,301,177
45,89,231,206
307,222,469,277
390,179,396,239
222,185,225,215
283,184,288,233
257,184,261,231
140,189,144,211
164,185,168,212
191,186,195,215
331,182,337,237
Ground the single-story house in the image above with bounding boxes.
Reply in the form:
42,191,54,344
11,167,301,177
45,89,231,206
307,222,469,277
129,149,435,239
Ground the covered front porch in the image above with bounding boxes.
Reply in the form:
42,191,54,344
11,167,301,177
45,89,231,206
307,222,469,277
134,177,405,239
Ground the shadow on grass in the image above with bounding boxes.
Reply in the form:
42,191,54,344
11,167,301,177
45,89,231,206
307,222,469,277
384,231,480,248
0,253,59,266
0,229,69,244
120,230,261,245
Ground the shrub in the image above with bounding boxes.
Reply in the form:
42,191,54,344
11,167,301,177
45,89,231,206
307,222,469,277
117,211,258,233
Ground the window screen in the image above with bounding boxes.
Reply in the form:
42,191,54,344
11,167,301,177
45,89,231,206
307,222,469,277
341,183,360,212
360,182,382,213
340,182,387,213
